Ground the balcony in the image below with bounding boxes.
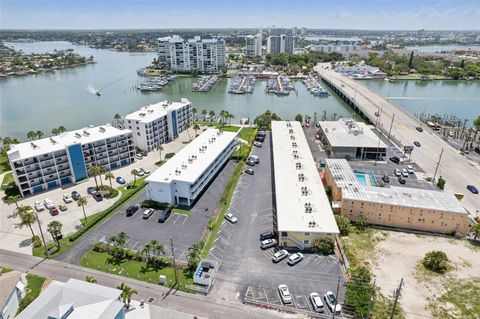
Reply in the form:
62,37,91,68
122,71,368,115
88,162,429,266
39,154,54,161
25,164,41,173
45,175,59,183
26,171,41,179
18,176,28,183
15,168,26,176
55,157,69,165
20,183,30,190
41,160,55,169
13,162,23,169
59,170,71,177
95,154,107,161
54,150,67,157
107,143,118,150
95,146,107,153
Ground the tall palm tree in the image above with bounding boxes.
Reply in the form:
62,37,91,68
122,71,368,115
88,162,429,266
17,206,36,237
10,195,21,210
27,131,36,140
47,221,63,248
193,124,200,137
209,110,216,121
105,172,114,189
88,166,100,189
191,108,197,121
227,112,235,125
97,166,105,187
77,196,88,224
219,110,226,125
156,144,163,161
85,275,97,283
131,169,139,186
117,283,137,309
201,109,208,121
57,126,66,134
114,114,123,128
51,128,59,136
36,130,44,139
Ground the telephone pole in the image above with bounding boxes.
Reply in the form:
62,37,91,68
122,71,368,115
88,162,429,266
332,276,341,319
387,114,395,141
35,211,49,257
170,238,179,285
389,278,404,319
432,148,444,184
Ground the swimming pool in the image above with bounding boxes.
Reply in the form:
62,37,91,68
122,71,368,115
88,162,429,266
355,173,367,185
353,169,379,187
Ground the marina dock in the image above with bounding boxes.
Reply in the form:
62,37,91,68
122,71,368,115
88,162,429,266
228,75,256,94
265,76,295,96
192,75,219,92
303,75,329,96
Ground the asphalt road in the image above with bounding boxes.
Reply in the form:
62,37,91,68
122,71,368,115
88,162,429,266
0,249,292,319
316,63,480,218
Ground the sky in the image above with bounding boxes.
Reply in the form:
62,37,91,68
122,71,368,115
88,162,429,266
1,0,480,30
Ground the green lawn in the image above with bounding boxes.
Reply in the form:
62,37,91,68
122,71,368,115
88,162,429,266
1,172,14,190
81,250,193,291
0,155,11,174
219,126,240,132
16,274,46,315
33,177,148,258
173,208,192,216
0,266,12,274
238,127,257,142
193,122,241,132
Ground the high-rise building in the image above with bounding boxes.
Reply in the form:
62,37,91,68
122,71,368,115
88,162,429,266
245,33,262,57
267,35,294,54
157,35,226,73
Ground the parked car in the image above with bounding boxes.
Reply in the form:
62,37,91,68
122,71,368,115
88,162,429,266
315,133,320,140
467,185,479,194
87,187,97,195
259,231,274,241
406,165,415,174
278,285,292,304
63,193,73,203
324,291,342,314
382,175,390,183
245,159,255,166
475,146,480,155
135,154,143,160
135,170,145,177
310,292,325,313
44,198,54,210
92,193,102,201
59,205,68,212
49,207,59,216
448,131,454,137
248,155,260,164
126,205,140,217
260,238,277,250
254,141,262,147
255,136,265,142
116,176,126,185
414,141,421,147
389,156,400,164
245,169,254,175
142,209,154,219
71,191,81,201
140,150,147,157
224,212,238,224
398,176,406,185
287,252,304,265
272,249,289,263
305,122,310,128
140,168,150,175
257,131,266,137
401,169,409,177
158,207,172,223
394,169,401,177
34,201,45,212
315,122,320,128
416,127,424,132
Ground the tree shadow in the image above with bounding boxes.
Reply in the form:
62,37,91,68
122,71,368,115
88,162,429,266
19,238,32,248
106,256,124,267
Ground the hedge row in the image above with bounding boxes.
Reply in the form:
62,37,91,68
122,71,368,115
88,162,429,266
69,183,147,242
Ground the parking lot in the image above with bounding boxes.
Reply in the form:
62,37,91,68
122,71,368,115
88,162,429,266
207,134,345,317
57,160,236,265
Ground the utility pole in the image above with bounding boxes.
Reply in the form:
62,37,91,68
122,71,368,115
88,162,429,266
388,114,395,141
35,211,49,257
366,279,376,319
432,148,444,184
170,238,179,285
332,276,341,319
390,278,404,319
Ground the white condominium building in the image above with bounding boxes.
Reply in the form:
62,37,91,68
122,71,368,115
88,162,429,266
8,125,134,197
157,35,226,73
271,121,339,250
124,99,192,152
245,34,262,57
146,128,237,206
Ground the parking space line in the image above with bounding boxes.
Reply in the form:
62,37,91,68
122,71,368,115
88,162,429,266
172,214,181,224
214,245,226,253
263,288,269,304
181,215,188,225
129,241,140,251
221,227,233,237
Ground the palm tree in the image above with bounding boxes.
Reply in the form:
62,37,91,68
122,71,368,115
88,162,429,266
47,221,63,248
97,166,105,187
88,166,100,189
191,107,197,121
117,283,137,309
57,126,66,134
27,131,36,140
105,172,114,189
9,195,21,210
131,169,139,186
36,130,44,139
209,110,216,121
193,124,200,137
85,275,97,283
201,109,207,121
186,241,203,271
227,112,234,125
116,232,129,248
155,144,163,161
114,114,123,128
219,110,226,125
77,196,88,223
51,128,59,135
17,206,36,237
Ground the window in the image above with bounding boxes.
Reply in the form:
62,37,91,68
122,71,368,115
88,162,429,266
303,240,310,245
281,232,288,237
304,232,310,236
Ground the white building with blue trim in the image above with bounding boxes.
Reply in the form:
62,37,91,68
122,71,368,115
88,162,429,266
124,99,192,152
7,124,134,197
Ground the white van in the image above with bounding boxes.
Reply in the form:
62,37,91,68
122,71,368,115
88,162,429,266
44,198,54,209
248,155,260,164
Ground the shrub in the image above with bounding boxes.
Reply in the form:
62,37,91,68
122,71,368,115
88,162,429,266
32,235,42,248
422,250,450,273
312,237,335,254
437,176,446,190
165,152,175,159
141,199,169,210
345,266,374,317
335,215,351,236
355,215,369,231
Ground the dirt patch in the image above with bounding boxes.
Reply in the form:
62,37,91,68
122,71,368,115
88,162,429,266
372,231,480,319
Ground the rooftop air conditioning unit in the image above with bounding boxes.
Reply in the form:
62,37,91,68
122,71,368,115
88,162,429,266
50,138,56,144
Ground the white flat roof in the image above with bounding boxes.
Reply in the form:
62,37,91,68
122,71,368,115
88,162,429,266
146,128,237,184
7,124,131,161
124,99,190,123
320,118,387,148
271,121,339,234
326,159,466,214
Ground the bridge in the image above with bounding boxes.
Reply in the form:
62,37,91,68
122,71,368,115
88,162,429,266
316,63,480,219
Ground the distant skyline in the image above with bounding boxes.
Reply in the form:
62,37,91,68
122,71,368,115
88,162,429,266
1,0,480,31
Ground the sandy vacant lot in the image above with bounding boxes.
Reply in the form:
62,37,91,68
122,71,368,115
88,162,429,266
372,231,480,319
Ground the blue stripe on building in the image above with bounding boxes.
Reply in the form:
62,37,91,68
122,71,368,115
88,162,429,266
67,144,88,182
171,110,178,137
